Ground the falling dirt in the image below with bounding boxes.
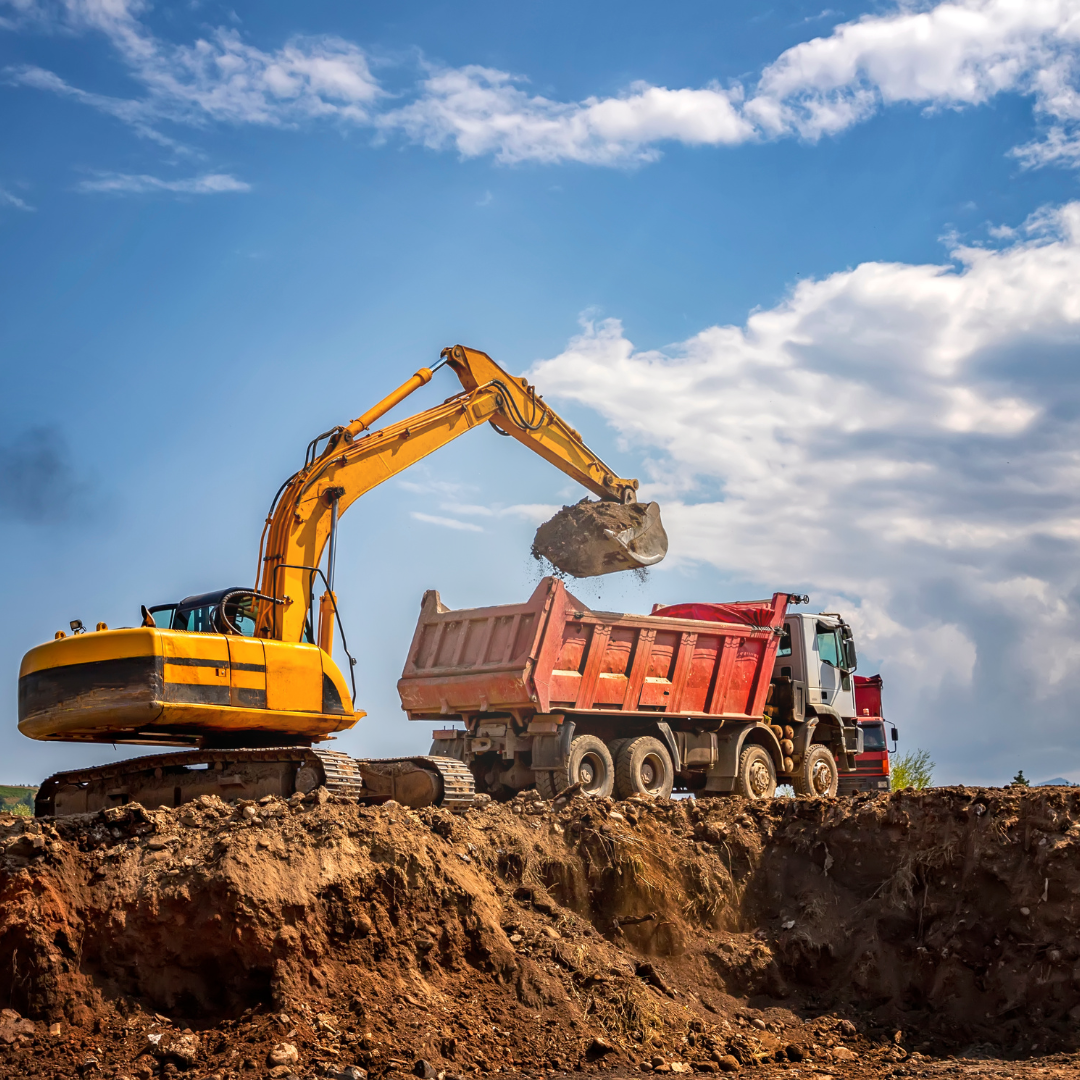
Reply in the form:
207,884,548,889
1,785,1079,1079
532,500,668,578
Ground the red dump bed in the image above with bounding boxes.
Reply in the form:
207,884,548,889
854,674,883,718
398,577,790,724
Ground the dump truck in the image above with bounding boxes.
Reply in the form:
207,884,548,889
837,674,898,795
398,577,865,800
20,346,667,817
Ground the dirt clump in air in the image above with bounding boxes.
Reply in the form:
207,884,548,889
532,499,667,578
0,785,1079,1079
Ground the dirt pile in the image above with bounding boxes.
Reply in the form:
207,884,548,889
1,786,1079,1080
532,500,668,577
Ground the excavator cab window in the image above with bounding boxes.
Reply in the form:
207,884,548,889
147,604,177,629
160,588,257,636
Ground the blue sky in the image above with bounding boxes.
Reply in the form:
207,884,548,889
4,0,1080,786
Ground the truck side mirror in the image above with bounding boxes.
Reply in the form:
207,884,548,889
843,638,857,672
890,726,899,749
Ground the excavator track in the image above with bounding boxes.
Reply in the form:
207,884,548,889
309,749,365,797
34,746,469,817
352,754,475,813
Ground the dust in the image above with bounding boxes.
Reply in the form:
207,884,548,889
0,786,1079,1079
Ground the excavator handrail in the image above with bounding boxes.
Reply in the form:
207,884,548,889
253,345,641,642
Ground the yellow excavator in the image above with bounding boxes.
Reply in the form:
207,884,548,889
20,345,667,816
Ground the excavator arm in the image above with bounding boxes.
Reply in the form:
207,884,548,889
255,345,642,643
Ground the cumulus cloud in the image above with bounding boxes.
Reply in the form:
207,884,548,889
75,171,250,194
378,67,752,165
8,0,1080,167
380,0,1080,165
529,203,1080,782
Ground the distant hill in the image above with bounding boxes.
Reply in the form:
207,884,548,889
0,785,36,816
1038,778,1076,787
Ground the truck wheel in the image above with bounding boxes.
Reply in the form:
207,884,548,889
792,744,838,798
734,744,777,800
615,736,674,799
535,735,615,799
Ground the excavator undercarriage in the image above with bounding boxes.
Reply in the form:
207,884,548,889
35,748,475,816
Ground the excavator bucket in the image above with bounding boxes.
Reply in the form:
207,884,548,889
532,499,669,578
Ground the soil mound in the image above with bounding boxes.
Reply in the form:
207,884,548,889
1,786,1079,1079
532,500,667,577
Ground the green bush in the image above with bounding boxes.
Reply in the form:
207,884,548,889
891,749,935,791
0,786,37,817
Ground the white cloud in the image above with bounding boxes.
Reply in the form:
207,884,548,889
745,0,1080,140
446,502,559,523
378,0,1080,165
0,185,33,209
75,171,250,194
409,511,484,533
4,0,382,137
10,0,1080,167
529,202,1080,781
378,67,752,165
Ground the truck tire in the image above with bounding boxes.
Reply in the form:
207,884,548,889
734,744,777,800
534,734,615,799
792,744,838,798
614,736,674,799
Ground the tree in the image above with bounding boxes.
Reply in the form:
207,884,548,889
1012,770,1029,787
891,749,935,791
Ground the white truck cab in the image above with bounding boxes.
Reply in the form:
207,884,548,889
774,612,858,720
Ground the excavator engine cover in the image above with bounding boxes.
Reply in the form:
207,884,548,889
532,499,668,578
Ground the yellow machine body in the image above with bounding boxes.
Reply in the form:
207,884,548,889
19,627,358,747
19,345,656,754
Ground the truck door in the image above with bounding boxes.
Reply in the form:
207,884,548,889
814,622,855,715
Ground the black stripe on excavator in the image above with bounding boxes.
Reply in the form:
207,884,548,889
162,683,231,705
18,656,163,721
163,657,266,672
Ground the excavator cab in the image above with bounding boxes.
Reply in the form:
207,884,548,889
149,589,259,636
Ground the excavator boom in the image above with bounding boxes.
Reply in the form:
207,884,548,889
255,344,655,642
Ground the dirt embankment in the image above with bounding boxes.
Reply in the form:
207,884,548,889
1,786,1079,1080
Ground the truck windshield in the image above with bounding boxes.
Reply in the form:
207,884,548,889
861,723,886,751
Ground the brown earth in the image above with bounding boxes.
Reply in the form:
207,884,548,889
1,785,1079,1080
532,500,666,578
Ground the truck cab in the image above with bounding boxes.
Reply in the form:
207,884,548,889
838,673,897,795
773,612,858,720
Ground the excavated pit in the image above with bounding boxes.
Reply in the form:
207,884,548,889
1,786,1079,1080
532,500,668,578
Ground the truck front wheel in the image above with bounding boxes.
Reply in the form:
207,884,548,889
792,744,838,797
535,735,614,799
734,744,777,800
614,736,674,799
